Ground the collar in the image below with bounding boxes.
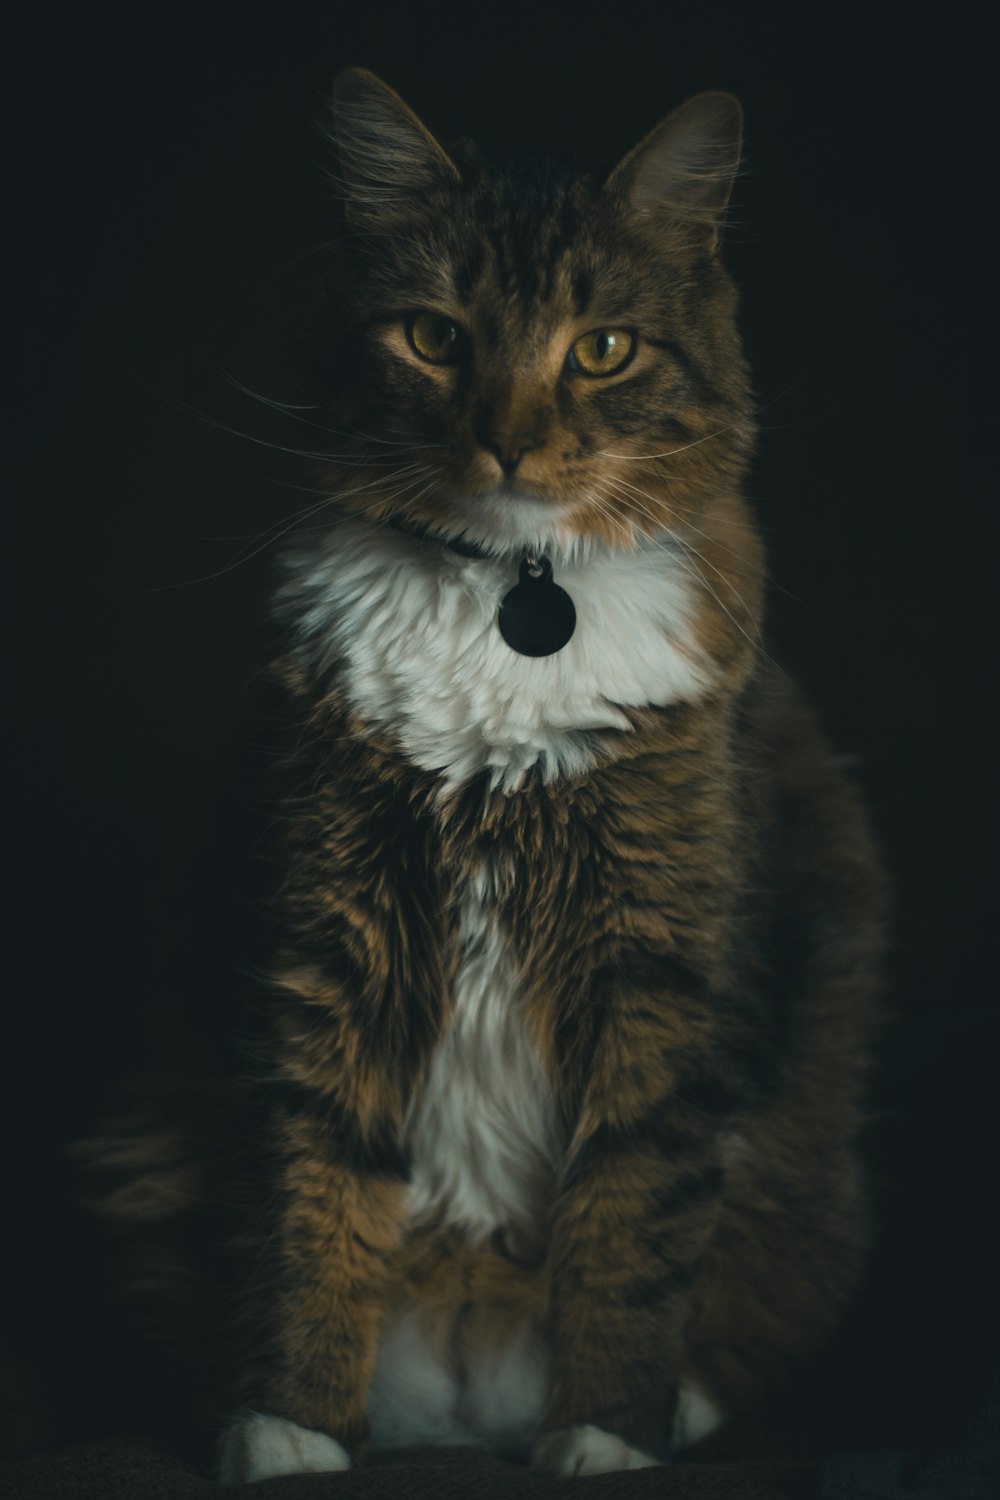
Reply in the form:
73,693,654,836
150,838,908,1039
387,513,495,562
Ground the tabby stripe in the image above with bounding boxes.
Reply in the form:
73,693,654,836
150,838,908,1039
278,940,361,992
650,1164,725,1218
277,971,441,1059
673,1047,756,1116
351,1229,392,1264
594,951,711,1001
642,337,719,401
570,1113,704,1174
621,1258,701,1309
272,1080,409,1179
453,242,485,303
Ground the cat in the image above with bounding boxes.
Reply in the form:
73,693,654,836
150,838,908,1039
80,67,886,1482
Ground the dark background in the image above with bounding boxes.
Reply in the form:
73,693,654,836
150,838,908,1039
8,0,995,1473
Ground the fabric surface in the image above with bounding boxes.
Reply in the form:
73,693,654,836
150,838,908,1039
2,1356,997,1498
0,1435,813,1500
817,1360,1000,1499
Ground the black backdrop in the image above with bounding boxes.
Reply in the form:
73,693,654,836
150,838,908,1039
8,0,996,1472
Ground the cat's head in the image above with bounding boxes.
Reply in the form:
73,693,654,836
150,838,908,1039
323,69,754,558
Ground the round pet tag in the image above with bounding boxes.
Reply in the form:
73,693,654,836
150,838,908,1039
498,555,576,657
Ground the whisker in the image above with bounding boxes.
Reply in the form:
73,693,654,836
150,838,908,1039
604,474,800,604
599,479,772,668
146,465,437,591
605,475,750,568
597,420,744,463
586,483,642,549
597,373,811,464
220,371,449,454
121,361,448,469
216,376,321,412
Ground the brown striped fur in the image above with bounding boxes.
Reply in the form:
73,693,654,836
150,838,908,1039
78,69,886,1472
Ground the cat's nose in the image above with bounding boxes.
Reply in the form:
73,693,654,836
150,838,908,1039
486,434,537,476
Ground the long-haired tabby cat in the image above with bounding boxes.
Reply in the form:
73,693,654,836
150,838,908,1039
81,68,886,1481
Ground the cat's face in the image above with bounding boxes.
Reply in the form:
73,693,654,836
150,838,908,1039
325,72,754,555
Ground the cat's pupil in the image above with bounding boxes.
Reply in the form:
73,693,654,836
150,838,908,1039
597,332,610,360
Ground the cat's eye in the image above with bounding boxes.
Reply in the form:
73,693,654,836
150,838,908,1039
406,312,469,365
567,328,636,378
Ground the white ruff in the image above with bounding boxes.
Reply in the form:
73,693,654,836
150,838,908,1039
278,514,712,789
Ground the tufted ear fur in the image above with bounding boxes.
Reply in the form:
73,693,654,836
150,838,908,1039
606,91,743,252
330,68,460,227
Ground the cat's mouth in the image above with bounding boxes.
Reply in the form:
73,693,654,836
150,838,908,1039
390,480,617,558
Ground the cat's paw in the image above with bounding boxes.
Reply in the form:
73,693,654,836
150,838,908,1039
217,1412,352,1483
530,1424,660,1476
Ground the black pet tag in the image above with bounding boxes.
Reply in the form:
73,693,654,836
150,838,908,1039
498,555,576,657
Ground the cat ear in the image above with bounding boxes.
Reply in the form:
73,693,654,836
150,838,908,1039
330,68,459,225
607,92,743,251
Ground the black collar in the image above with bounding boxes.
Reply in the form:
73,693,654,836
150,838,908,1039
387,514,494,561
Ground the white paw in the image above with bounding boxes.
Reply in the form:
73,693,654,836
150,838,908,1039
672,1383,724,1449
217,1412,352,1483
530,1423,661,1476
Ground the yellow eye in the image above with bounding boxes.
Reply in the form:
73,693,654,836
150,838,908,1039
568,328,636,377
406,311,468,365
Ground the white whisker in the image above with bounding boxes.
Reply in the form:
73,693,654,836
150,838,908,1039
599,478,772,668
597,419,743,463
220,371,449,454
148,464,439,591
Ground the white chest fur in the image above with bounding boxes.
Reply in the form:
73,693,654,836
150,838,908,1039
367,867,555,1453
405,866,558,1247
279,518,711,789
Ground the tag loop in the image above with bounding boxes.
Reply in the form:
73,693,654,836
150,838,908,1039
497,552,576,657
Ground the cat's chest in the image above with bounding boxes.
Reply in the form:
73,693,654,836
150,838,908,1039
404,865,557,1248
281,519,711,788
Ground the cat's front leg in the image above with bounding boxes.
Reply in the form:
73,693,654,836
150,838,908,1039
534,985,727,1473
220,1095,410,1482
213,888,428,1491
215,706,446,1482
